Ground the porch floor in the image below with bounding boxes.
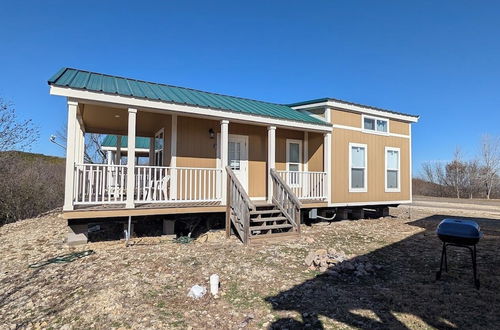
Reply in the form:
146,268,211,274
64,199,328,220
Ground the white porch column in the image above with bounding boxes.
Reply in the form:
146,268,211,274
267,126,276,202
303,131,309,172
170,114,178,200
63,100,78,211
107,150,113,165
115,135,122,165
79,127,85,163
324,107,332,204
220,120,229,204
126,108,137,208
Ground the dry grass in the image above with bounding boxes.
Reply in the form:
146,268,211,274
0,206,499,329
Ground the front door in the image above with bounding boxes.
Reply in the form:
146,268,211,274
228,135,248,191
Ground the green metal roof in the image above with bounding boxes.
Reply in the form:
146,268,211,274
49,68,330,126
288,98,419,119
102,135,150,149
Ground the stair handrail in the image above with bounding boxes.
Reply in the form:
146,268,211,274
270,168,302,231
226,166,255,244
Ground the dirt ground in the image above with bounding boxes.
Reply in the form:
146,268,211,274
1,199,499,329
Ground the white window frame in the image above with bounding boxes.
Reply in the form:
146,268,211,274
154,128,164,166
286,139,303,187
385,146,401,193
362,114,389,135
349,142,368,193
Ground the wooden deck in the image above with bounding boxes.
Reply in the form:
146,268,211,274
64,199,328,220
64,201,224,219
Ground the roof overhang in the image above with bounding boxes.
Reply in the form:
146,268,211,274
50,86,332,133
291,100,419,123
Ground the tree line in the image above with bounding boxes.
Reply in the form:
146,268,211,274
418,136,500,199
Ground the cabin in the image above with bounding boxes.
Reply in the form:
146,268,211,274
48,68,419,245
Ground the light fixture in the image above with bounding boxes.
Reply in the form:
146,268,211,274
208,128,215,139
114,114,120,118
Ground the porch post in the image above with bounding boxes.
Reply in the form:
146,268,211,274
63,100,78,211
220,120,229,204
126,108,137,208
107,150,113,165
115,136,122,165
170,114,177,200
78,127,85,163
267,126,276,203
324,108,332,203
303,131,309,172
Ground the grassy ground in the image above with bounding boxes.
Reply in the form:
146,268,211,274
0,205,499,329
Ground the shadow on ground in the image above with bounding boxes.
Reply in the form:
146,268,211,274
266,215,500,329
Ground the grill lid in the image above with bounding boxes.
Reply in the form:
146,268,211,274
437,218,482,239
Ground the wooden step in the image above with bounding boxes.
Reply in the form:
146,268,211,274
250,223,293,231
249,231,299,242
250,216,287,223
249,209,281,215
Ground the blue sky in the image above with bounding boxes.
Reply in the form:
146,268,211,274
0,1,499,176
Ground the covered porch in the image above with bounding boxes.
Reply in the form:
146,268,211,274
63,100,331,218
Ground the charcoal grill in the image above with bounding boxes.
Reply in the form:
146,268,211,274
435,218,482,289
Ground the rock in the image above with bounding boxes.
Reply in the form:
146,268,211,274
304,252,316,266
315,249,328,256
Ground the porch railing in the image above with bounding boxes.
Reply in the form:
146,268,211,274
276,171,327,200
74,164,127,204
135,166,222,203
73,164,221,205
226,166,255,244
270,169,301,233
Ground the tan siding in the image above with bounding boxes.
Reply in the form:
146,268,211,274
177,116,217,168
331,109,362,128
331,128,410,203
307,132,324,172
390,119,410,135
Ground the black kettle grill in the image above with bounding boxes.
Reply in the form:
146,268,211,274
435,218,482,289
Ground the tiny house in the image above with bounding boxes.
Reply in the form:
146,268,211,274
48,68,419,245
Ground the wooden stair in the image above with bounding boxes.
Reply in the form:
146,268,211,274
248,204,298,240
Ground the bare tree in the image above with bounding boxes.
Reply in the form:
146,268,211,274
480,135,500,199
463,159,481,199
445,148,467,198
53,126,106,164
0,98,38,152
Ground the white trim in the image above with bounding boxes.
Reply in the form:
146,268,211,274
220,120,229,204
250,196,266,201
154,128,165,166
50,86,332,133
101,146,149,153
63,101,78,211
126,108,137,208
332,124,410,139
329,200,411,207
291,100,419,123
409,124,413,202
361,114,389,135
267,126,276,202
170,115,177,199
303,131,308,172
349,142,368,193
385,147,401,193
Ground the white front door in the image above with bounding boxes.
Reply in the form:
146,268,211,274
228,135,248,191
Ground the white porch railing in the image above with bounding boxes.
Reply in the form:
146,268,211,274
74,164,127,204
74,164,222,205
276,171,327,200
135,166,222,203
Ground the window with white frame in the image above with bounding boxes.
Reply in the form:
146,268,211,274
286,139,302,186
363,115,388,133
349,143,367,192
385,147,400,192
154,129,164,166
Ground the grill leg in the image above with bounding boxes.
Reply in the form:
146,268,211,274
471,245,480,289
436,242,447,280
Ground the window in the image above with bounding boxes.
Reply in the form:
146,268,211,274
228,141,241,170
154,129,164,166
385,147,400,192
363,115,388,133
286,139,302,186
349,143,367,192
